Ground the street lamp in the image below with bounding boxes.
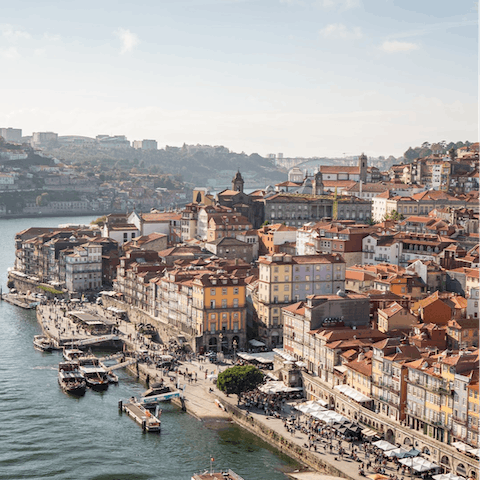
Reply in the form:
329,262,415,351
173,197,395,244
233,339,238,364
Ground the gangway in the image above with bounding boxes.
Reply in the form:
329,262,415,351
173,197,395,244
74,335,119,347
104,358,138,371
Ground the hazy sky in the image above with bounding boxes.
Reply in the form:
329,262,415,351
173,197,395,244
0,0,477,157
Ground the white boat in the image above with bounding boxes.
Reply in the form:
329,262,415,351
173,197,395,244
33,335,57,352
63,348,85,361
139,382,180,406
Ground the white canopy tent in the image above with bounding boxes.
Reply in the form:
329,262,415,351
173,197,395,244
452,441,471,453
372,440,397,451
433,474,466,480
258,381,303,394
310,410,349,424
385,448,413,458
295,400,328,415
334,384,372,403
237,351,275,364
400,457,439,473
467,448,480,458
248,339,266,347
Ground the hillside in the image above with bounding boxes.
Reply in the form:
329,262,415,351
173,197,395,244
41,144,286,187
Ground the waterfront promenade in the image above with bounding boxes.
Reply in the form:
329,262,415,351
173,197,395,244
36,302,475,480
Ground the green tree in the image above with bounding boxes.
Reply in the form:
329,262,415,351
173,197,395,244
216,365,264,402
384,209,403,221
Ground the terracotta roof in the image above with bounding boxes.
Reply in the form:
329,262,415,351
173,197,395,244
379,301,404,318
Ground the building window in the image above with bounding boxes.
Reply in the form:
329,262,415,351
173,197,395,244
210,324,216,333
222,299,227,308
211,289,216,295
233,287,239,295
233,299,238,307
210,300,216,309
210,314,216,319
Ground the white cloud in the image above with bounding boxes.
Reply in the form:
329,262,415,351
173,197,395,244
0,46,19,59
0,24,30,42
115,28,139,54
316,0,361,11
381,40,419,52
320,24,363,39
43,33,61,42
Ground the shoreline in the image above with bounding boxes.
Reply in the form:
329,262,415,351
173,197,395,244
33,302,382,480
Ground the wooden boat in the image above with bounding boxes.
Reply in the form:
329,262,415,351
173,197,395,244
58,362,86,396
121,399,161,432
33,335,57,352
80,366,109,391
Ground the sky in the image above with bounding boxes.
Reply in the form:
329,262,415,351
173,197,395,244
0,0,477,158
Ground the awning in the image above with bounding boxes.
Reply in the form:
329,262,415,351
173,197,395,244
334,384,372,403
362,428,379,438
258,381,303,394
248,339,266,347
237,351,275,364
272,348,296,362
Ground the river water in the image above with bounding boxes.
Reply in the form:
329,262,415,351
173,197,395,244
0,216,299,480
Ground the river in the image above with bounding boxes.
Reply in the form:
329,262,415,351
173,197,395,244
0,216,299,480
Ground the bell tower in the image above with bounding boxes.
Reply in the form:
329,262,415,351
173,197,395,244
359,153,367,183
232,170,244,193
313,169,324,195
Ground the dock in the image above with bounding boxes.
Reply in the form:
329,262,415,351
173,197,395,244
120,400,161,432
2,293,39,309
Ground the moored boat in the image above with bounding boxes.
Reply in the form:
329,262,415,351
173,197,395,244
33,335,57,352
81,366,109,391
63,348,85,361
140,381,180,406
58,362,86,396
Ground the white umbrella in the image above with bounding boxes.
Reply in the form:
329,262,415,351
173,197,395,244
385,447,411,458
373,440,397,451
433,474,466,480
467,448,480,458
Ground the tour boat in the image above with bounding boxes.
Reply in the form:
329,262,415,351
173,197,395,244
139,381,180,406
63,348,85,361
58,362,86,396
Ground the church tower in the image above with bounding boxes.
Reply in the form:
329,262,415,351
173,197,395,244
359,153,368,183
232,170,244,193
313,170,324,195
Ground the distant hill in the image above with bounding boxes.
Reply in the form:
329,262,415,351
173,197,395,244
41,144,287,187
